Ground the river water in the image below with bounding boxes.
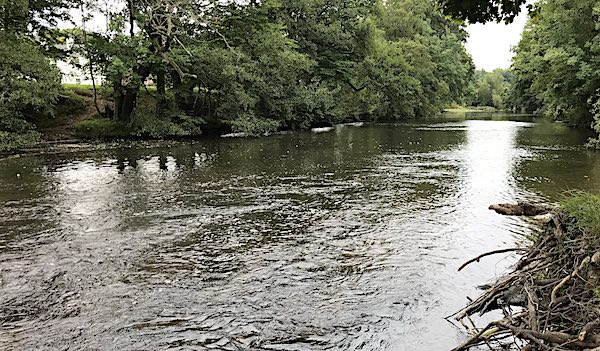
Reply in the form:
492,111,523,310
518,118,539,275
1,115,600,351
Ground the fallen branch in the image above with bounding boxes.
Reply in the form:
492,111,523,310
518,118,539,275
452,203,600,350
458,248,527,271
550,256,591,306
489,202,554,216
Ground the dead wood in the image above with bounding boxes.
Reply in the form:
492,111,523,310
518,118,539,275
489,202,554,216
458,248,527,271
451,204,600,350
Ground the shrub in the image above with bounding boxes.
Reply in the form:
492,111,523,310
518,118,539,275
0,130,40,152
0,33,61,130
55,90,87,116
74,118,131,139
129,93,205,138
227,114,281,136
561,192,600,239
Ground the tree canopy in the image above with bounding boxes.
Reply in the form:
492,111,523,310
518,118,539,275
467,69,512,109
1,0,476,146
438,0,528,23
508,0,600,128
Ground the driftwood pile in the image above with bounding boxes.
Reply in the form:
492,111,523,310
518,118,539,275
450,202,600,351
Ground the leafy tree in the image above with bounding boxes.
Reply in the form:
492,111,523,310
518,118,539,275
437,0,528,23
509,0,600,126
0,0,67,150
0,34,62,133
469,69,510,109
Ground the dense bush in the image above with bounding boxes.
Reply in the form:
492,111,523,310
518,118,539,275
0,33,62,133
129,94,204,138
508,0,599,127
0,130,41,152
2,0,476,141
74,118,131,139
227,114,281,136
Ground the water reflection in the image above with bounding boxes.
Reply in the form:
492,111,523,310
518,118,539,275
0,119,599,350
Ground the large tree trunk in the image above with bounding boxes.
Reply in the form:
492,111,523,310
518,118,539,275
157,72,166,96
114,88,139,122
114,64,151,121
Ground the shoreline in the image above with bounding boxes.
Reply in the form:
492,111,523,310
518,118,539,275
452,197,600,350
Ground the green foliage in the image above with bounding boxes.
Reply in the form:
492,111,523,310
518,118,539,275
468,69,511,109
587,93,600,148
509,0,599,127
561,192,600,244
0,130,40,152
74,118,131,139
227,114,281,136
169,0,474,127
5,0,475,140
129,94,205,138
437,0,528,23
0,33,62,135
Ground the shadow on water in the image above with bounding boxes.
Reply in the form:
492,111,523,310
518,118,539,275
1,116,599,350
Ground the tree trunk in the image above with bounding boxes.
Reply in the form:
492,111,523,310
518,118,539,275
128,0,135,38
115,88,138,122
157,72,166,96
172,74,186,110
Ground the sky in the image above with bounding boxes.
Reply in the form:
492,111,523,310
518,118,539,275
464,5,530,72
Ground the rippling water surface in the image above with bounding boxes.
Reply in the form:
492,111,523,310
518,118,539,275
2,116,600,350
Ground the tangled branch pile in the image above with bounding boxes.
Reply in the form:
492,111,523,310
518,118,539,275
451,196,600,351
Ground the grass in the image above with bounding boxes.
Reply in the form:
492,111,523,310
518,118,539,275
561,192,600,240
62,83,95,89
74,118,131,139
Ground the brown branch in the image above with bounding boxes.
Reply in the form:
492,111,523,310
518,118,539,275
496,321,600,349
525,286,539,332
489,203,554,216
451,322,499,351
550,256,591,307
580,319,600,342
458,248,527,272
160,51,197,81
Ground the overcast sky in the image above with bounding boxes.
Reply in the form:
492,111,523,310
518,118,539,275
464,4,530,72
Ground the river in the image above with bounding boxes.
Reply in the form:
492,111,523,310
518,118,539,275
1,115,599,350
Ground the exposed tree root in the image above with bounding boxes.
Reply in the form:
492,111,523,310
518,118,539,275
451,203,600,350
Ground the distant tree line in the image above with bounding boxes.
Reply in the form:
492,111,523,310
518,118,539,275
467,69,512,110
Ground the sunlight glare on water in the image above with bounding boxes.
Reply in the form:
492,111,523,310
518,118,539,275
1,116,599,350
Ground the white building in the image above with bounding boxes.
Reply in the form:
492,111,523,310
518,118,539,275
56,56,103,86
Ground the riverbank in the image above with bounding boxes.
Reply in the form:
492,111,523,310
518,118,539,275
452,193,600,350
444,106,500,113
0,83,411,154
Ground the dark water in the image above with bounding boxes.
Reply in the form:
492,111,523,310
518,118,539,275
1,116,599,351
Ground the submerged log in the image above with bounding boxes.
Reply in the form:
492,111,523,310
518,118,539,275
489,202,554,216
